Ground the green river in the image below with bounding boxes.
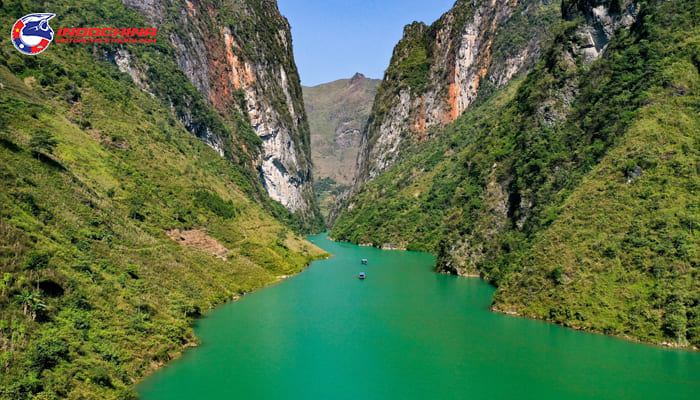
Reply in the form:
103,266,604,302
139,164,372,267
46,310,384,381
137,233,700,399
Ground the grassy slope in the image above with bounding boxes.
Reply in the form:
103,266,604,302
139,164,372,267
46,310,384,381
0,2,326,399
494,51,700,345
331,0,699,347
303,75,380,218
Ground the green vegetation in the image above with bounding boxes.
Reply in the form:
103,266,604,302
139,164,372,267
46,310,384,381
193,191,239,220
0,1,327,399
332,80,520,250
332,0,699,347
28,131,58,160
391,24,432,93
2,0,321,232
314,178,349,196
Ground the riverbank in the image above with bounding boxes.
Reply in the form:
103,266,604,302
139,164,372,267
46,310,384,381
327,235,698,350
138,233,700,400
133,239,329,388
490,304,699,351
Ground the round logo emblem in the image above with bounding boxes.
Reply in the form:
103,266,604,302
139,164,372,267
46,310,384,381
11,13,55,55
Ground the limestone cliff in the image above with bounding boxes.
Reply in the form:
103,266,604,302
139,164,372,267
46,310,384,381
563,0,640,62
353,0,558,186
121,0,319,222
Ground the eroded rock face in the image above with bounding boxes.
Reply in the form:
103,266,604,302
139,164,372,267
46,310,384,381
535,0,640,128
362,89,411,180
565,0,640,62
353,0,553,190
121,0,317,218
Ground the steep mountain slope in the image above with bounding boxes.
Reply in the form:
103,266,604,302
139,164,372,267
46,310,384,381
0,0,326,398
302,73,380,219
352,0,559,186
331,0,700,347
122,0,323,229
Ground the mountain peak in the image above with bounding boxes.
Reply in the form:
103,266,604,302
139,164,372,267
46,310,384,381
350,72,366,84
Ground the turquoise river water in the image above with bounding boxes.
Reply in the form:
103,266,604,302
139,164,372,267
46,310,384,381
137,233,700,399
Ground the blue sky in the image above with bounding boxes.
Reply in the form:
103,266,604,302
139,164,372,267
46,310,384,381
276,0,456,86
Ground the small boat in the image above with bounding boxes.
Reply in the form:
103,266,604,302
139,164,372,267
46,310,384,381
361,259,368,265
359,272,366,279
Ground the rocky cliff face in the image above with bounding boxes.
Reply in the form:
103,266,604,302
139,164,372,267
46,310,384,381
563,0,640,62
353,0,558,185
121,0,318,220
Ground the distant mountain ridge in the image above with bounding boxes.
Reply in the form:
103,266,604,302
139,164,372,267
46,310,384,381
303,73,380,220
